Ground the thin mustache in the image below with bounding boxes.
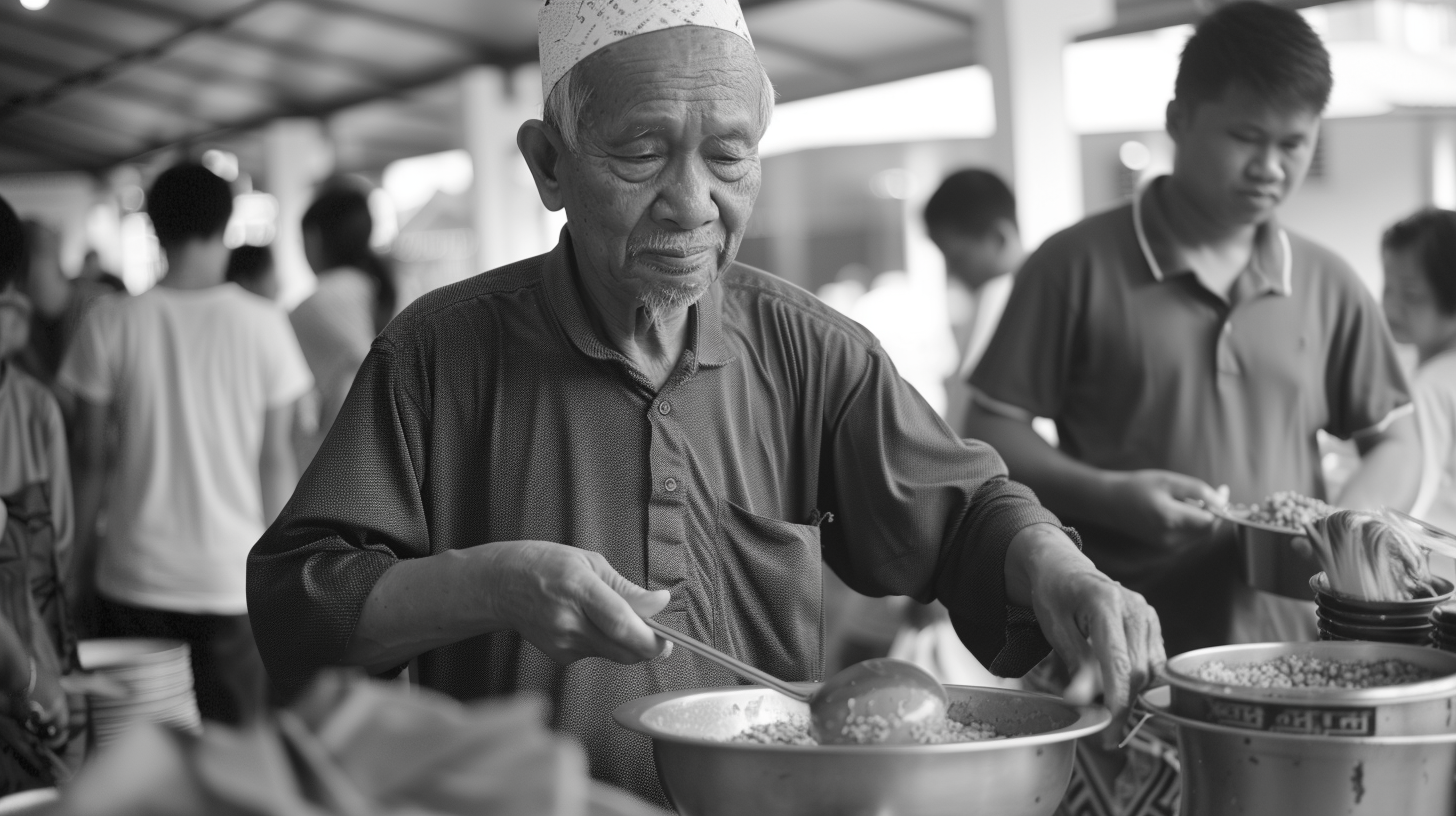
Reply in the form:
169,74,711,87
627,236,725,258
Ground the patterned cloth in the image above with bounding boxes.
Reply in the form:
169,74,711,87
538,0,754,100
249,230,1062,805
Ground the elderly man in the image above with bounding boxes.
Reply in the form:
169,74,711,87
249,0,1161,803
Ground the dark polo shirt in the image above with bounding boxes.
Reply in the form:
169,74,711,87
970,178,1410,653
249,231,1061,804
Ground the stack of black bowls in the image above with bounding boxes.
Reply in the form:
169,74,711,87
1310,572,1454,645
1432,604,1456,652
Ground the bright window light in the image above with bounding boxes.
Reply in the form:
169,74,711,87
758,66,995,157
382,149,474,219
1119,140,1152,171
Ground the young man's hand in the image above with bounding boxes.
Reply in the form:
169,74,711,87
1104,469,1227,550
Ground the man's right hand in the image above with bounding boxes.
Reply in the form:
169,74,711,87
478,540,672,665
1104,470,1227,550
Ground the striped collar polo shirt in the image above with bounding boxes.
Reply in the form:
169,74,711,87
969,177,1411,652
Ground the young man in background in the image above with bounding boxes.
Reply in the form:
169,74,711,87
925,168,1025,426
966,1,1418,656
1380,209,1456,533
61,163,312,724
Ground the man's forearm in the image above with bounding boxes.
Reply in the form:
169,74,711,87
965,407,1118,527
1340,416,1422,512
344,548,509,674
1004,522,1097,608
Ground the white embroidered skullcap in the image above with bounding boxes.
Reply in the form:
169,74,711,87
538,0,754,102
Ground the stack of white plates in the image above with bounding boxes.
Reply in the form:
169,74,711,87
77,638,203,751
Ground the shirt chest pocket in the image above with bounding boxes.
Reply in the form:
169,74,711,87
711,498,823,683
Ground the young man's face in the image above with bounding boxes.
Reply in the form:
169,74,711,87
0,285,32,362
930,223,1014,291
1168,83,1321,228
1383,246,1456,357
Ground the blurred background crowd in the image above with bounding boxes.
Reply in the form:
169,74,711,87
2,0,1456,809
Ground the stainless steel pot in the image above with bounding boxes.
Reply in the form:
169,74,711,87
613,684,1109,816
1164,641,1456,736
1142,686,1456,816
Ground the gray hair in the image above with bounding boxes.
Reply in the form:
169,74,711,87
543,60,777,155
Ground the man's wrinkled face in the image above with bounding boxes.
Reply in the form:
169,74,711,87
557,27,767,318
1169,83,1321,228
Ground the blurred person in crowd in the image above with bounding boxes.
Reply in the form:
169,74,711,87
967,1,1419,657
20,231,126,388
77,251,126,295
226,244,280,302
249,0,1163,803
290,185,397,470
926,168,1023,426
0,194,73,792
60,163,313,725
1378,209,1456,532
848,270,959,416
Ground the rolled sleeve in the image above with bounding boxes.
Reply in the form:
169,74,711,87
820,342,1061,677
247,338,428,699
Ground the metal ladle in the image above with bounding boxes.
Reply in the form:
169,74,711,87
643,617,948,745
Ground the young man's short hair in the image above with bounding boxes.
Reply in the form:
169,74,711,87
1174,1,1332,114
923,169,1017,237
147,163,234,249
1384,208,1456,316
0,195,24,291
225,245,274,288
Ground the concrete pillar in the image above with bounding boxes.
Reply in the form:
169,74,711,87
1432,118,1456,210
767,151,810,287
980,0,1114,249
461,65,513,273
461,65,565,273
264,117,333,308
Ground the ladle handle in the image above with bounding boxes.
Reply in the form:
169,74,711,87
643,617,811,702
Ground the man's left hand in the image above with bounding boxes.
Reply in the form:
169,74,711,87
1006,523,1164,746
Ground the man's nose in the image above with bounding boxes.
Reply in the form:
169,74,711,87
1248,145,1285,184
653,154,718,231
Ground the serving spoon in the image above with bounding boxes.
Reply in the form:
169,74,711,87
643,616,948,745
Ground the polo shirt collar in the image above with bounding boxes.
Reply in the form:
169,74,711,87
1133,176,1292,298
540,226,734,370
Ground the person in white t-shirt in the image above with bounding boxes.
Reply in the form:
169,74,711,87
60,163,313,725
1381,208,1456,532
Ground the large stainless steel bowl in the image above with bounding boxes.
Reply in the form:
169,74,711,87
1142,686,1456,816
1164,641,1456,736
613,684,1109,816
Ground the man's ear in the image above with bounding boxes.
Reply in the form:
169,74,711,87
1165,99,1186,143
518,120,568,212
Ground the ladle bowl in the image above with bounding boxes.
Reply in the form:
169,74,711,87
644,617,948,744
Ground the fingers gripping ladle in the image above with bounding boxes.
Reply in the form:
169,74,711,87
643,616,948,744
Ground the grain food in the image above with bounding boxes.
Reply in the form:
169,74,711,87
1234,491,1334,530
1192,655,1436,689
727,704,1001,746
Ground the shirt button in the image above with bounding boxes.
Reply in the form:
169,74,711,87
658,401,672,416
664,477,678,493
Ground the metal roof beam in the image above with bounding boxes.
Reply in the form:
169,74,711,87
0,5,398,87
284,0,498,52
877,0,978,30
0,0,274,121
